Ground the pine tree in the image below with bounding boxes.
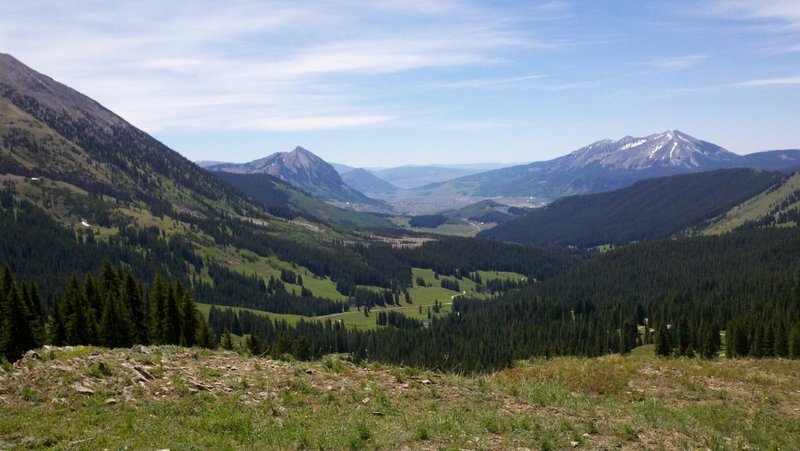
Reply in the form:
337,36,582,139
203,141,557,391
272,333,292,356
774,322,789,358
83,274,102,331
222,329,234,350
293,336,311,361
48,295,67,346
122,272,147,344
700,326,718,359
149,273,168,344
196,319,216,349
162,283,182,345
63,274,93,345
179,290,199,347
98,292,135,348
0,273,38,362
246,334,263,355
655,323,672,357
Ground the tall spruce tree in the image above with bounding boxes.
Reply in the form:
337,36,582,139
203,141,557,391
98,292,135,348
0,268,38,362
180,290,199,347
655,323,672,357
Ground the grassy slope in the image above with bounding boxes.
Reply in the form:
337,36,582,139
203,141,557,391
1,346,798,449
701,172,800,234
197,268,526,330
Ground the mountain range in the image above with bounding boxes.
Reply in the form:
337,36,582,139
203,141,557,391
205,147,387,208
413,130,800,201
340,168,398,194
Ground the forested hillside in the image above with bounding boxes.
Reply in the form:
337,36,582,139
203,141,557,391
212,171,392,229
481,169,783,247
203,226,800,372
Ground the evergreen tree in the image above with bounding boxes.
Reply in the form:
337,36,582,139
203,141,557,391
655,324,672,357
222,329,234,350
162,283,183,345
196,319,216,349
22,283,45,344
0,272,38,362
98,292,135,348
122,272,148,344
63,274,93,345
246,334,263,355
774,322,789,358
180,290,199,347
149,273,168,344
293,336,311,361
272,333,292,356
700,326,719,359
48,295,67,346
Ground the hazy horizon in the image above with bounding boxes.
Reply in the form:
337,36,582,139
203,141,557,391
2,1,798,166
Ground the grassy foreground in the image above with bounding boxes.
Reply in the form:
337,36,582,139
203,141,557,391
1,346,799,450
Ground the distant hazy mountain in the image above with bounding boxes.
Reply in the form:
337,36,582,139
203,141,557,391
341,168,397,194
480,168,784,247
418,130,799,201
739,149,800,172
195,160,229,168
372,166,486,189
330,163,356,174
206,147,385,207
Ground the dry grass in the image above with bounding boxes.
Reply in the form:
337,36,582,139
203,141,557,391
1,346,798,449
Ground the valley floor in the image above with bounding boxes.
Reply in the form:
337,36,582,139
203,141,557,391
1,346,798,449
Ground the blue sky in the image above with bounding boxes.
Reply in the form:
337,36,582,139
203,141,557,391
1,1,799,167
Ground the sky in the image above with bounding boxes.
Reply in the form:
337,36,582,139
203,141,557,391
1,1,799,167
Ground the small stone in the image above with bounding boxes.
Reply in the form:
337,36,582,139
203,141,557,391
305,368,315,375
105,398,117,405
73,383,94,395
570,441,580,447
326,385,333,391
362,397,370,404
401,383,409,389
133,366,154,381
421,379,432,385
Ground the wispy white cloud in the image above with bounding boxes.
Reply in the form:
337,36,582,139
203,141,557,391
0,0,550,132
731,75,800,87
703,0,800,28
431,75,598,91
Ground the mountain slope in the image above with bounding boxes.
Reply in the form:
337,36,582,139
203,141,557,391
373,166,485,189
479,168,784,247
419,130,797,201
700,172,800,234
0,53,259,219
341,168,397,194
213,171,393,229
207,147,386,208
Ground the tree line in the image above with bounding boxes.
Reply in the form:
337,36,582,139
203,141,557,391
1,262,214,362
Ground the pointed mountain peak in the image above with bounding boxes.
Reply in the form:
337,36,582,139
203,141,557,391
291,146,313,154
